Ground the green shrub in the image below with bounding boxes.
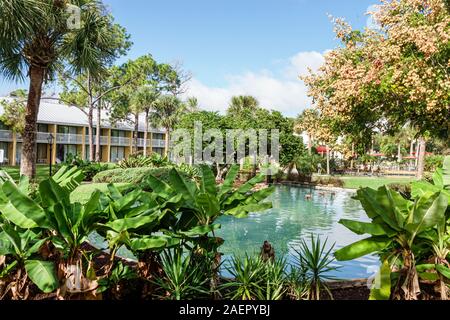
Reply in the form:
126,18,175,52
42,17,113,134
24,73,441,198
425,155,444,172
118,153,171,169
92,167,174,184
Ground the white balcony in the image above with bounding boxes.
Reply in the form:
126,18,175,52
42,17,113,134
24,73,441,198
85,135,109,146
111,136,131,146
56,133,83,145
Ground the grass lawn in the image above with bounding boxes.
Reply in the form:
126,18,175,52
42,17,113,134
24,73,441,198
339,176,416,190
71,183,131,204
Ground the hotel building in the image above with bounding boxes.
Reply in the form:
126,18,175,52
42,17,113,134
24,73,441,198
0,98,167,166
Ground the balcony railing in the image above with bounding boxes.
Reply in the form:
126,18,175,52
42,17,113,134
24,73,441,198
56,133,83,145
0,130,13,141
85,135,108,146
111,136,130,146
152,139,166,148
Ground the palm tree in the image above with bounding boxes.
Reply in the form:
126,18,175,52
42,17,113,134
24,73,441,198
0,0,120,178
149,95,185,158
227,96,259,115
130,86,159,156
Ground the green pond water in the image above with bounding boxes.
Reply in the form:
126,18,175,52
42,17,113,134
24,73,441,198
90,185,379,280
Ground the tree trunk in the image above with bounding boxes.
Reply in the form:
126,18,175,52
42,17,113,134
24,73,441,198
134,113,139,154
416,137,426,179
326,145,330,175
143,109,149,157
165,128,170,158
95,100,102,162
88,111,94,162
87,74,94,162
21,65,45,179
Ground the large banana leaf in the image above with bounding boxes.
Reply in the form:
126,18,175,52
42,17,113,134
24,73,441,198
25,260,59,293
335,237,392,261
52,166,84,192
218,165,239,198
1,181,50,229
339,219,396,237
130,236,180,252
199,164,217,197
178,224,221,237
405,191,448,239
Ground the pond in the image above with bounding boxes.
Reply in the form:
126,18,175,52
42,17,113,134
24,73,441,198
89,185,379,280
216,185,379,280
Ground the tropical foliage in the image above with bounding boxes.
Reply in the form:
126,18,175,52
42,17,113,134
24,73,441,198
335,156,450,300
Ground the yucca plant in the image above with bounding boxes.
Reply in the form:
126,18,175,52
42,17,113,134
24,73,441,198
151,248,211,300
257,258,287,300
293,235,339,300
221,254,266,300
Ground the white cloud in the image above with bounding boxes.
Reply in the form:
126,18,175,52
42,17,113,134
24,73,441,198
184,51,325,117
366,4,381,31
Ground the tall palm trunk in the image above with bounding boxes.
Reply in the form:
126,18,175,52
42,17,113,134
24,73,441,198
95,100,102,162
134,113,139,154
143,108,149,157
165,127,170,158
416,137,426,179
88,110,94,162
87,74,95,162
21,65,45,179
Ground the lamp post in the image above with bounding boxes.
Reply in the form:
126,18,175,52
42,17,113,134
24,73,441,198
47,133,54,177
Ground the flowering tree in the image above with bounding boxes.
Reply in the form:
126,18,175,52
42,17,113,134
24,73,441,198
302,0,449,178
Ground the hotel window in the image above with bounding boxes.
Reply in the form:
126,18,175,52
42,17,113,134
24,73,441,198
110,146,125,163
153,133,166,140
38,124,49,133
58,126,77,135
111,130,126,138
37,144,48,163
56,144,77,163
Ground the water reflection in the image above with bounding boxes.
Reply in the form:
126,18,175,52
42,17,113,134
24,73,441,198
217,185,379,279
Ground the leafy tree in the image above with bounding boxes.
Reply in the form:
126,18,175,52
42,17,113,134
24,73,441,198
150,95,186,156
0,90,28,134
109,55,181,153
303,1,449,178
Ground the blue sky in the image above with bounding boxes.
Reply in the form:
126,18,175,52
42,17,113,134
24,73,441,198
0,0,376,116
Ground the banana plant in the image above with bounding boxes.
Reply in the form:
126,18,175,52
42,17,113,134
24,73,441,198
145,164,274,243
0,223,58,299
0,177,106,297
99,184,182,266
335,186,448,300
